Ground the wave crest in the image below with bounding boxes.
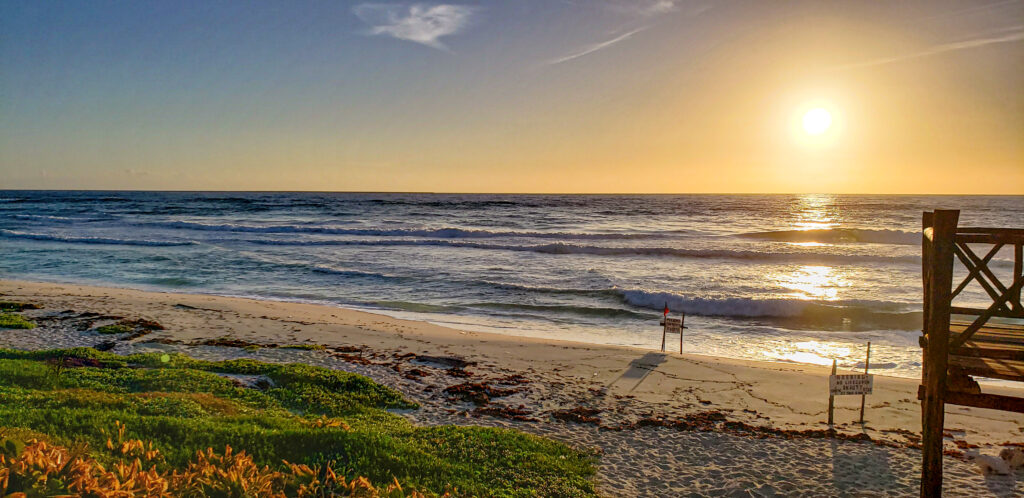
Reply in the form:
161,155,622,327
143,220,656,240
617,289,921,330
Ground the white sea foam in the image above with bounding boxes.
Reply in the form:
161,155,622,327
141,220,656,239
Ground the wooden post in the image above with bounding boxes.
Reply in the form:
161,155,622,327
860,341,871,424
920,212,933,442
679,313,685,353
921,209,959,498
828,359,836,427
1013,243,1023,313
661,319,667,352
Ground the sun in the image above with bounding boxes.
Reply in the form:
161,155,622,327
802,107,832,135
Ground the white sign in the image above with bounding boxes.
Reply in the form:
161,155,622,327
664,317,682,334
830,374,873,395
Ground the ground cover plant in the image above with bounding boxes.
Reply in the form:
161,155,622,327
0,313,35,329
0,347,596,497
0,301,38,329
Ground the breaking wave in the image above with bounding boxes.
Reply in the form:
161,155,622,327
616,289,921,330
356,282,922,330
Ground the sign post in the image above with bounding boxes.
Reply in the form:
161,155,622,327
661,319,667,352
860,341,871,424
828,359,836,426
680,313,685,353
828,346,875,425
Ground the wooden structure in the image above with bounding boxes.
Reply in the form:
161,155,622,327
919,210,1024,496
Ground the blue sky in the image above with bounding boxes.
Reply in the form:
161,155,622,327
2,1,1022,193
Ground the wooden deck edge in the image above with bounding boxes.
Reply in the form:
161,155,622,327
917,385,1024,413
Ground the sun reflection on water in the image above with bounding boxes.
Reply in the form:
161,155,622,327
792,194,839,230
772,265,848,301
765,340,853,366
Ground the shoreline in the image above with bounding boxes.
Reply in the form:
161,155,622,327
4,278,1024,494
2,275,929,380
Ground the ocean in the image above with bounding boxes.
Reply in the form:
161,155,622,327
2,191,1021,378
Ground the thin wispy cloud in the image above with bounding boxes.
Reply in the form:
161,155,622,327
353,3,476,51
547,1,708,66
631,0,677,17
588,0,677,17
548,27,648,65
834,27,1024,70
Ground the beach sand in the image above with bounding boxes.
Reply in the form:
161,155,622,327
3,279,1023,496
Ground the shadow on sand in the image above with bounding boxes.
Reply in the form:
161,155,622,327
610,352,668,392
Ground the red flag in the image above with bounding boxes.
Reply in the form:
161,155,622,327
663,302,669,316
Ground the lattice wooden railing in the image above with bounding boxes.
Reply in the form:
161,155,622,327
919,210,1024,497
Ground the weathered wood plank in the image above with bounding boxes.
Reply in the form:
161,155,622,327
951,347,1024,361
951,322,1024,346
948,276,1024,349
950,307,1024,319
917,385,1024,413
954,233,1024,244
955,227,1024,236
951,321,1024,333
948,355,1024,382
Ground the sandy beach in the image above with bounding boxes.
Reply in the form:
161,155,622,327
3,279,1024,496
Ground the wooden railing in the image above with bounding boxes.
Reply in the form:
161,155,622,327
945,227,1024,349
920,211,1024,497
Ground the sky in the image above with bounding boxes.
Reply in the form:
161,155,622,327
1,0,1022,194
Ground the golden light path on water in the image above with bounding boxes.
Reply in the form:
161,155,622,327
792,194,840,230
775,265,848,301
767,194,858,366
765,341,855,367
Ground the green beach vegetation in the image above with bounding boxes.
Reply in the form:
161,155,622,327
0,301,39,329
0,313,35,329
0,347,596,497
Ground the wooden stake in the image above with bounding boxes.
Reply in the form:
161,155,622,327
860,341,871,424
828,359,836,427
661,319,667,352
679,313,685,353
1014,243,1023,313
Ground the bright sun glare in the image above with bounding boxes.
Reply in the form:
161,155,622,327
802,108,832,135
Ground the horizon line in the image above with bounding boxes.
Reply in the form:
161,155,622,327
1,189,1021,196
